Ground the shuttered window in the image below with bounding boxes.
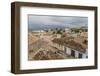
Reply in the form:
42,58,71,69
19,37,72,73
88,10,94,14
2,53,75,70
71,50,75,57
79,53,82,58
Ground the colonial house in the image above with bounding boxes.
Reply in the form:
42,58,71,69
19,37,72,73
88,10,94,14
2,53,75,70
52,37,88,58
64,47,88,58
65,28,70,32
56,34,61,38
80,32,88,38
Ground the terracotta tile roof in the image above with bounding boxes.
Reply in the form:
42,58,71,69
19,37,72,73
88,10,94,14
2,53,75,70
52,37,87,53
28,33,39,45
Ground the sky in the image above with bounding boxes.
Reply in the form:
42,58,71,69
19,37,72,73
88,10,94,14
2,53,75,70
28,15,88,30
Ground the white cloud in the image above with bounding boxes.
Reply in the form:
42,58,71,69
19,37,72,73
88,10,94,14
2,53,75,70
28,15,88,30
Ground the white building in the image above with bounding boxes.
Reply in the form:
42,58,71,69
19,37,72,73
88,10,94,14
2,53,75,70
64,47,88,58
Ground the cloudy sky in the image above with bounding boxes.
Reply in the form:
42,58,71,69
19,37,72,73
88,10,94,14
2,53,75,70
28,15,88,30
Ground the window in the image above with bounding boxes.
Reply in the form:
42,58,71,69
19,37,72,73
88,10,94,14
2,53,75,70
71,50,75,57
79,53,82,58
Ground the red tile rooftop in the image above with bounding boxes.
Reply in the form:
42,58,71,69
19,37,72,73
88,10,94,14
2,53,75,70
52,37,87,53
